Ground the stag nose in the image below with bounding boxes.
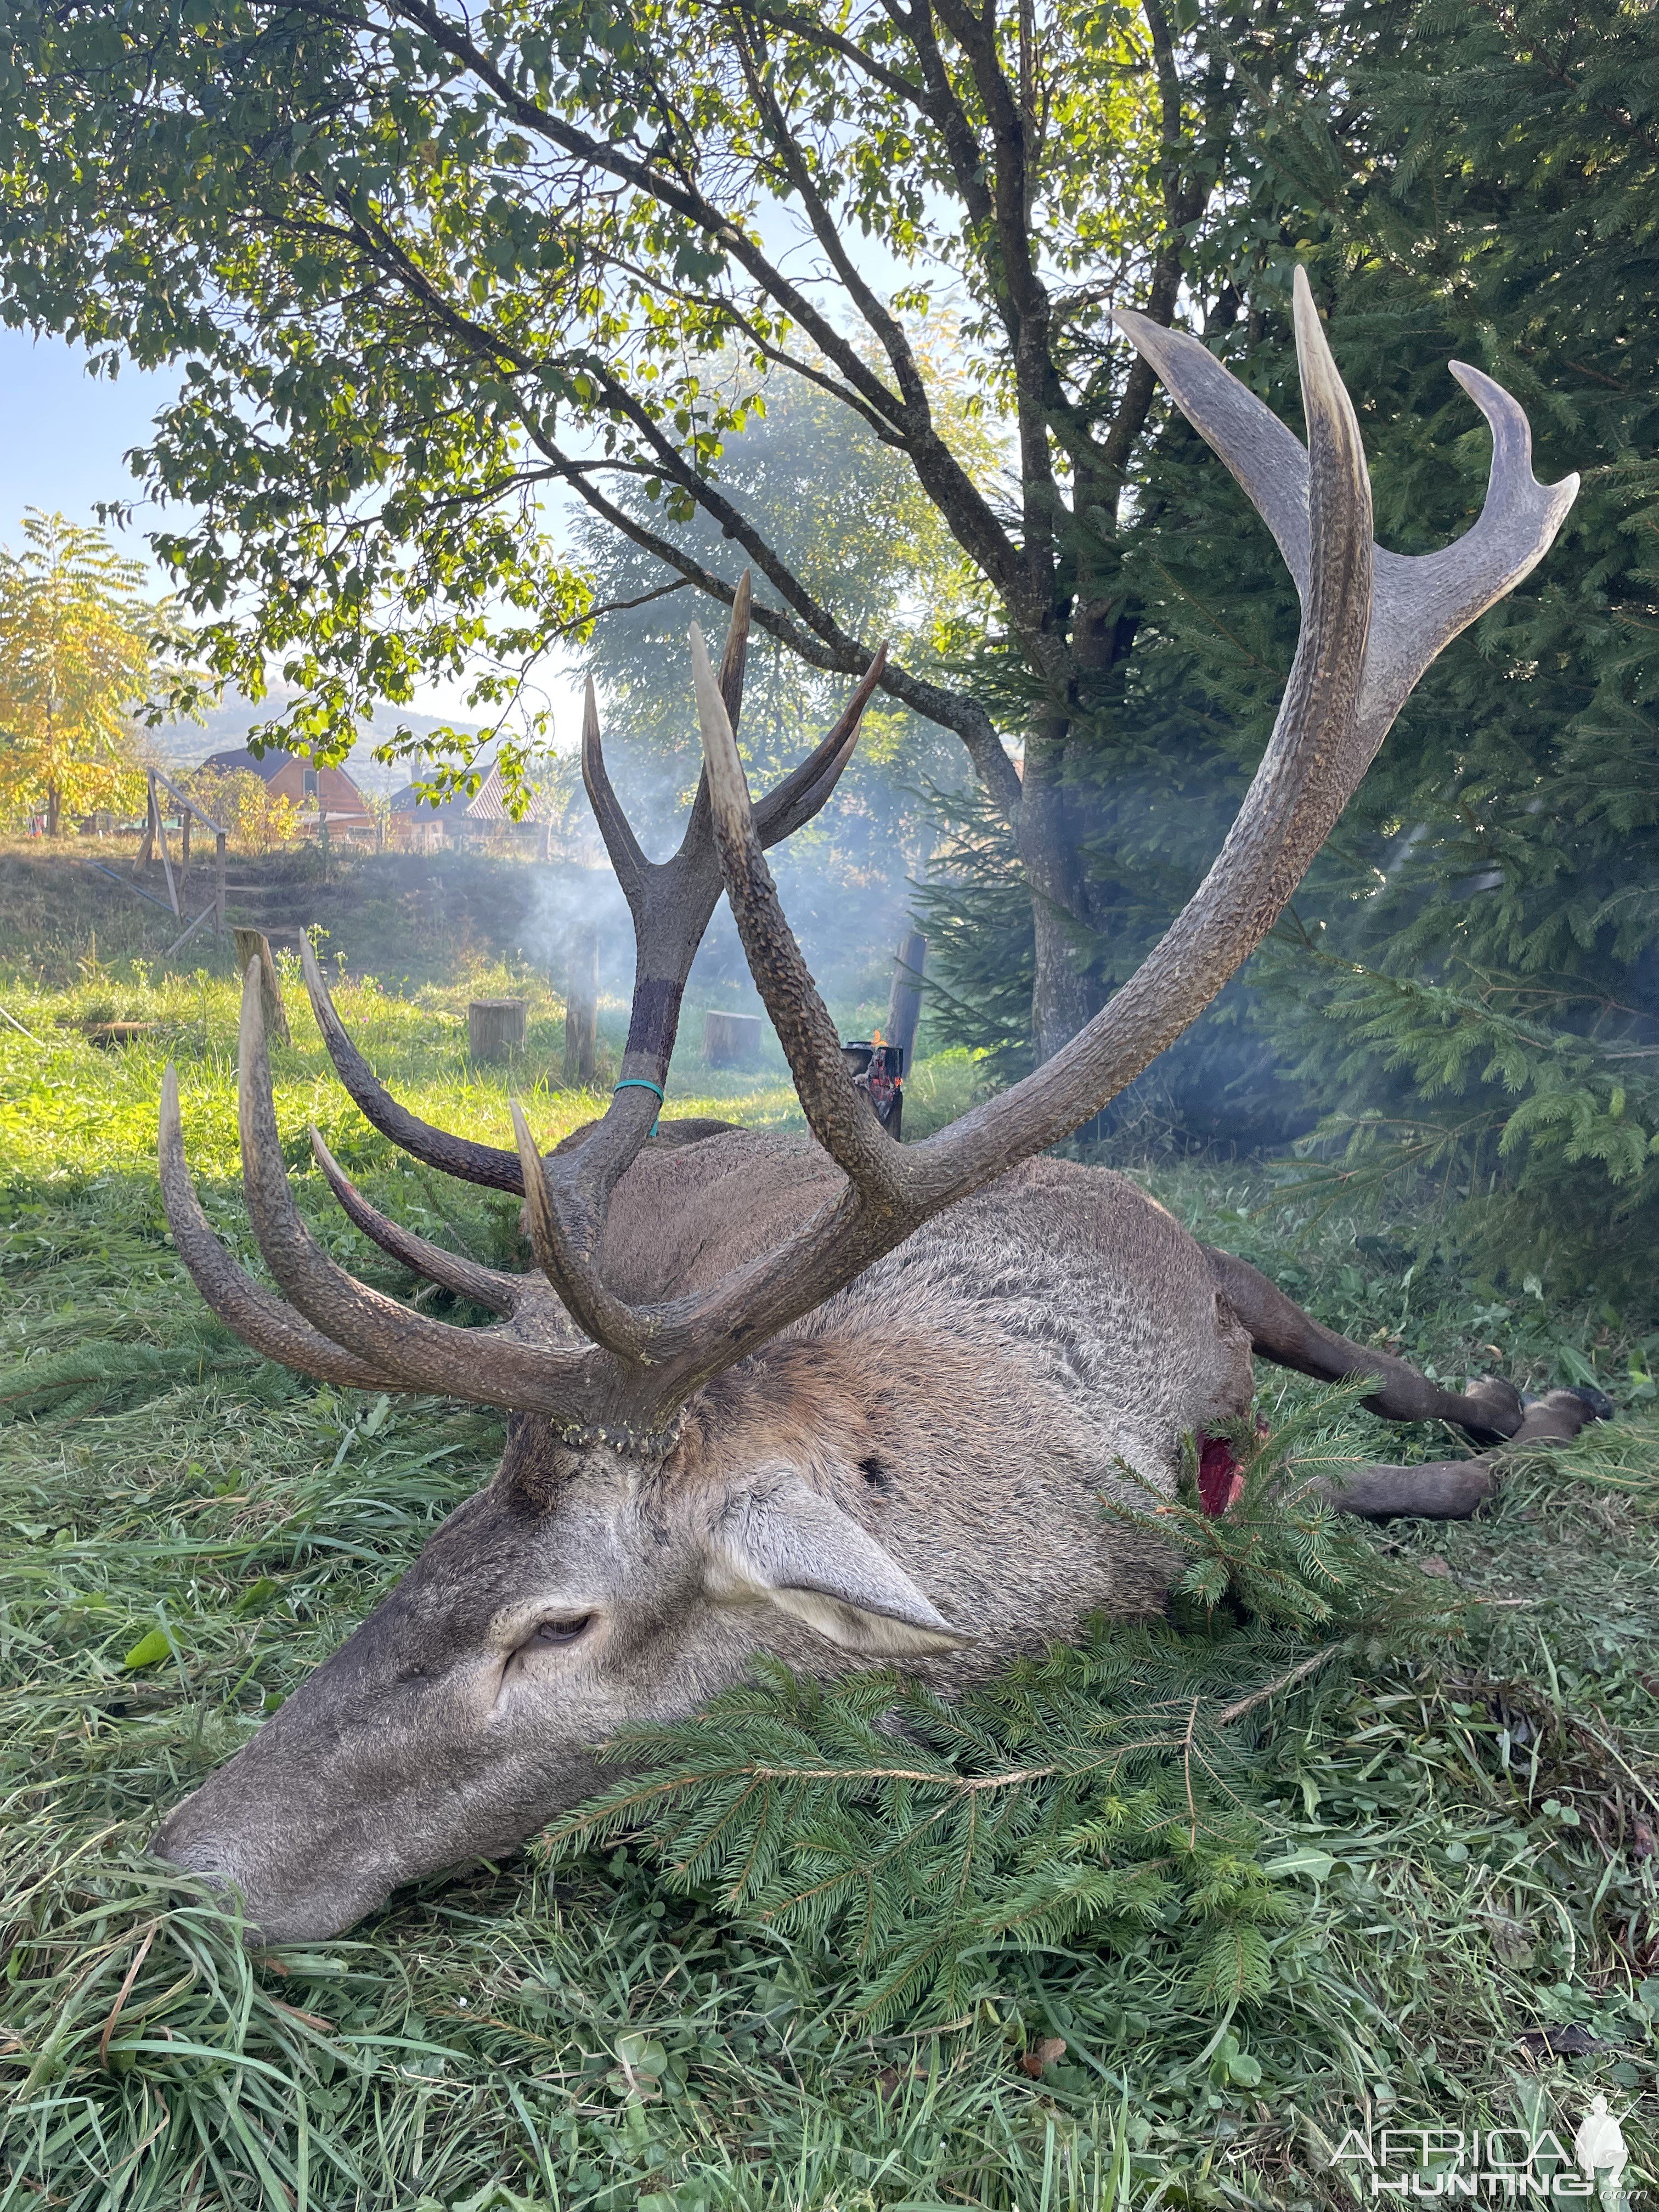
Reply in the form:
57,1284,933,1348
151,1797,246,1893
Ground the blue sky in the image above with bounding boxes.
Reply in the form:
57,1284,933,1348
0,325,510,736
0,328,179,567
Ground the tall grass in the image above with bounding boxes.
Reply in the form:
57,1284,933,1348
3,942,1658,2207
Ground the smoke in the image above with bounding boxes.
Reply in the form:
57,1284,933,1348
521,774,939,1084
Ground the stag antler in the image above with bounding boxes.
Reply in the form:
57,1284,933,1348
720,275,1570,1192
159,583,891,1441
160,270,1576,1451
295,572,887,1195
569,266,1576,1347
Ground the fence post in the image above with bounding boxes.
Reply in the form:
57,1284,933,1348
215,831,227,937
153,783,180,919
133,772,157,875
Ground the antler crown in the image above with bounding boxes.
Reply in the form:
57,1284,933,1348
160,272,1577,1447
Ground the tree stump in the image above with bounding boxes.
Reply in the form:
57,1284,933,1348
469,998,528,1061
563,927,599,1087
704,1009,764,1069
233,928,292,1047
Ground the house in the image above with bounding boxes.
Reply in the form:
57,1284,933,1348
199,746,375,836
388,759,565,853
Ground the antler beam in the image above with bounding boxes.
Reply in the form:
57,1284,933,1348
297,575,883,1200
161,272,1576,1458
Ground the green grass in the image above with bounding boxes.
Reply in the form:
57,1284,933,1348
3,927,1659,2208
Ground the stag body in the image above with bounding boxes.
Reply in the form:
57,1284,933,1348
158,1141,1248,1938
151,274,1594,1943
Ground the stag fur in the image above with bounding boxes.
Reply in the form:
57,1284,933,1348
149,272,1597,1943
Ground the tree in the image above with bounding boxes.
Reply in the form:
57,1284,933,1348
574,348,980,819
0,0,1321,1053
184,764,303,852
923,0,1659,1290
0,510,177,833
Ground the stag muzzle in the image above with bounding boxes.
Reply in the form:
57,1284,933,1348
145,1474,633,1942
151,1789,396,1944
145,1643,478,1943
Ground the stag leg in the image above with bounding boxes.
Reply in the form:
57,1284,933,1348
1204,1246,1527,1443
1317,1391,1604,1519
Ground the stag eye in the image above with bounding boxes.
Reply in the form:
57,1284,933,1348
526,1613,593,1647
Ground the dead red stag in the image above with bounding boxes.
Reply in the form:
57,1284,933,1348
151,275,1597,1941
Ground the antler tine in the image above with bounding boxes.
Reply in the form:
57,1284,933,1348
300,936,526,1193
691,623,907,1205
1110,306,1311,595
720,566,752,729
232,963,605,1418
1363,362,1578,750
581,676,650,903
1112,289,1578,782
752,646,888,848
510,1098,647,1357
307,1127,523,1317
159,1063,407,1393
302,934,723,1194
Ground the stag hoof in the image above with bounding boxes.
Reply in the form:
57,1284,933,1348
1531,1380,1619,1433
1565,1382,1615,1424
1458,1375,1526,1447
1512,1387,1609,1446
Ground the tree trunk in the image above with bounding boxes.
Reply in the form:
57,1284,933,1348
1015,734,1100,1064
45,783,60,837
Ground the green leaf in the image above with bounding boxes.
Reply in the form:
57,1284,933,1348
1262,1847,1335,1882
121,1626,174,1669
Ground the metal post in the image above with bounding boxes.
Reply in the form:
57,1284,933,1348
215,831,227,937
884,930,926,1068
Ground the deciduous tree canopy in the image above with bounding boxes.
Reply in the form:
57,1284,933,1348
0,510,177,833
0,0,1315,1051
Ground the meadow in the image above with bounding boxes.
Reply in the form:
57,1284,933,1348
3,842,1658,2210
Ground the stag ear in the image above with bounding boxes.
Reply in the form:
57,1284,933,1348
704,1474,969,1656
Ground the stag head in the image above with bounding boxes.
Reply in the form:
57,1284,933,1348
152,272,1577,1939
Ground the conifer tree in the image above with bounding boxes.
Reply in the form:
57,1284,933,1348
926,0,1659,1297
